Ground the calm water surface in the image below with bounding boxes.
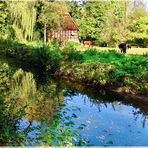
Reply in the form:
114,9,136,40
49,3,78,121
63,92,148,146
1,57,148,146
21,77,148,146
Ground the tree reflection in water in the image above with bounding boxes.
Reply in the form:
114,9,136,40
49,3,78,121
56,79,148,128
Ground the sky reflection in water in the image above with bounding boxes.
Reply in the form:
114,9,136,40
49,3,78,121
63,92,148,146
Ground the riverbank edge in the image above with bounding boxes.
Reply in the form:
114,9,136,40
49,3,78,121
51,73,148,103
0,52,147,102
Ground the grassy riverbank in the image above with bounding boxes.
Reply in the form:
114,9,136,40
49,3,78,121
0,39,148,96
60,48,148,95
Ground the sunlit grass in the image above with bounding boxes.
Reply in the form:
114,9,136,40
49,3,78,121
78,45,148,55
9,40,148,56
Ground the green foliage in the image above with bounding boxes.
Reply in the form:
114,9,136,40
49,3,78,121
11,69,37,99
9,0,37,40
0,37,147,94
60,48,148,94
60,62,116,85
70,1,129,46
0,38,62,72
0,61,11,93
32,45,62,72
75,1,108,44
69,0,148,47
62,42,83,63
0,39,32,61
38,1,66,30
24,105,88,146
0,95,26,145
127,16,148,47
81,49,148,93
0,0,147,46
0,1,9,37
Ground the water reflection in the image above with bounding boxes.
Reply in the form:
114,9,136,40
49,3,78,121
1,56,148,146
59,86,148,145
15,79,65,122
59,80,148,127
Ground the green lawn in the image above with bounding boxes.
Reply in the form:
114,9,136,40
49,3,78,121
78,45,148,55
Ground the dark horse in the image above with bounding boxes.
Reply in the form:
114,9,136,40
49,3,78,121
118,43,131,54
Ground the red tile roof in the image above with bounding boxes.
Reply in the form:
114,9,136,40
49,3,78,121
63,13,79,31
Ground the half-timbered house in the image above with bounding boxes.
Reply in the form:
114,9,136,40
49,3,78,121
47,13,79,42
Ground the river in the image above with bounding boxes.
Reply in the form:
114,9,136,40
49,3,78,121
1,57,148,146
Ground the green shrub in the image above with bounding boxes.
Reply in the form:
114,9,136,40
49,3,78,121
0,95,26,145
0,61,11,92
0,38,62,72
62,42,83,63
60,62,116,85
32,46,62,72
0,38,147,94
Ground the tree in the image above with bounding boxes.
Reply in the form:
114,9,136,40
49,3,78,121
100,0,130,46
9,0,37,40
69,0,130,46
75,1,109,44
127,16,148,47
127,0,148,47
0,1,9,37
38,1,67,43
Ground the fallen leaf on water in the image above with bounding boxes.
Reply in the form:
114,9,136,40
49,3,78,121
98,135,105,140
86,120,91,123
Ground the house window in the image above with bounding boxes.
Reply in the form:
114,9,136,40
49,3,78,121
71,30,75,36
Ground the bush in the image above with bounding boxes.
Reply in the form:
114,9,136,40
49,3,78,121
0,95,26,145
32,45,62,72
0,61,11,93
0,38,147,94
62,42,83,63
60,62,116,85
0,38,62,72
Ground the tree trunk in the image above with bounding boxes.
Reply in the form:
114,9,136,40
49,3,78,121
44,24,47,44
